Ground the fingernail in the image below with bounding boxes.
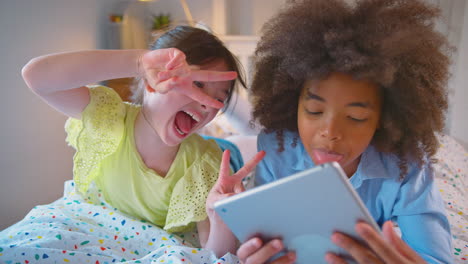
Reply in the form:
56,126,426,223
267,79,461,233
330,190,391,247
331,233,343,245
251,238,261,248
324,253,335,263
356,223,369,236
272,240,282,250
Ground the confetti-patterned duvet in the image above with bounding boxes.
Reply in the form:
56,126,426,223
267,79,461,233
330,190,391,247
434,135,468,263
0,181,240,264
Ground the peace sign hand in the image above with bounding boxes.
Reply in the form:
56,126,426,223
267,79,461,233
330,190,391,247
140,48,238,109
206,150,266,219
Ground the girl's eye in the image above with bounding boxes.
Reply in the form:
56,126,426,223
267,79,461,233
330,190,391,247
348,116,368,122
193,81,204,88
305,109,322,115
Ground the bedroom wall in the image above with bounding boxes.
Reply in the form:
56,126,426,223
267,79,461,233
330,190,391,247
0,0,118,231
450,1,468,148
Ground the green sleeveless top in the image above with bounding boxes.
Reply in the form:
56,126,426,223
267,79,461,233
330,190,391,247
65,85,222,232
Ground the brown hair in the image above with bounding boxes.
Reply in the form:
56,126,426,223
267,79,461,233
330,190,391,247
131,25,246,112
251,0,451,175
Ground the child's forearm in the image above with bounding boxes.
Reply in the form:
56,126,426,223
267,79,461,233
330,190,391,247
22,49,147,95
198,217,239,258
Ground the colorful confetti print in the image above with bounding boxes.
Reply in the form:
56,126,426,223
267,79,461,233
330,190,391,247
434,135,468,263
0,181,240,263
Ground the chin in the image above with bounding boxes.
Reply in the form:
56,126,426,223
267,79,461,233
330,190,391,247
162,136,183,147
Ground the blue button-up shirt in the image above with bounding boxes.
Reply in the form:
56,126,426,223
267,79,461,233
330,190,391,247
255,131,452,264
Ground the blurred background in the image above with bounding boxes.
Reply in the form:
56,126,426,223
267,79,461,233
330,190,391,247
0,0,467,231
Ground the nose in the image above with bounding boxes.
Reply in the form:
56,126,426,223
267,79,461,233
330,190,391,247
320,119,342,141
199,85,219,111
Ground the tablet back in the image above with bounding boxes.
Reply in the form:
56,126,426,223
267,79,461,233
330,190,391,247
214,162,380,264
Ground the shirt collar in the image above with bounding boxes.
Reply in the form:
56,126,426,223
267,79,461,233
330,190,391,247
357,145,394,180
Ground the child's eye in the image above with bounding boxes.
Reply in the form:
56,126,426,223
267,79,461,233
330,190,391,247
193,81,204,88
348,116,368,122
305,109,322,115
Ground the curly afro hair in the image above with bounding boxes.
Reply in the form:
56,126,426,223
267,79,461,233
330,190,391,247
251,0,451,175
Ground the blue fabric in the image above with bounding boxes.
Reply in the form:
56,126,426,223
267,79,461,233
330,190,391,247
255,130,452,264
202,135,244,173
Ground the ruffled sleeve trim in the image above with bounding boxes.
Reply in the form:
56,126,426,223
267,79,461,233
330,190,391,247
65,85,126,194
164,137,222,233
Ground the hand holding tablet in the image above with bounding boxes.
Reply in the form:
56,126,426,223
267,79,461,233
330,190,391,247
214,162,380,264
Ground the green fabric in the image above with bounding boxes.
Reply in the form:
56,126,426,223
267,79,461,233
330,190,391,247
65,85,222,232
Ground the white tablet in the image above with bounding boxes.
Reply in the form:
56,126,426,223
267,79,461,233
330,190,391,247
214,162,380,264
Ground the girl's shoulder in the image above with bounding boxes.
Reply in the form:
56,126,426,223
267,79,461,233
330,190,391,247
257,130,300,152
65,85,129,194
257,130,305,169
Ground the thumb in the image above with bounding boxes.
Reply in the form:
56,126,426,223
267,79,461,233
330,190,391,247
165,48,187,70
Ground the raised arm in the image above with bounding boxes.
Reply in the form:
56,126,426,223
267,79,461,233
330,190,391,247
22,49,146,119
22,48,237,119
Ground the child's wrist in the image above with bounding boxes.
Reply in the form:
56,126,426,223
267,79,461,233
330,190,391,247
136,50,149,78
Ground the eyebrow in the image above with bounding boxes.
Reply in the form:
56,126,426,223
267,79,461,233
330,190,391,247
306,92,325,102
306,91,371,108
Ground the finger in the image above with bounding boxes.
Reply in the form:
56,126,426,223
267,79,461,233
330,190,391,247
238,238,285,264
182,85,224,109
191,70,238,82
232,151,266,182
145,69,164,91
382,221,424,261
324,252,347,264
270,251,296,264
355,222,403,262
165,48,187,70
237,237,263,262
189,64,201,71
212,150,233,191
142,48,183,70
331,232,383,264
233,182,246,194
219,150,232,180
152,76,183,94
217,151,266,193
157,66,191,82
157,76,223,109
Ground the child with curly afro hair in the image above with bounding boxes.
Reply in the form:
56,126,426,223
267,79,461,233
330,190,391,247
235,0,453,263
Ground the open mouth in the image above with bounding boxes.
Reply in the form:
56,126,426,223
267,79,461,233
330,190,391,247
174,110,200,137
